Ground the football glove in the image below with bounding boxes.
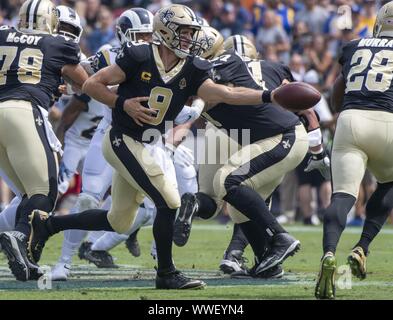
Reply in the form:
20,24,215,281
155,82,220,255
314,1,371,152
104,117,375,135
304,149,331,180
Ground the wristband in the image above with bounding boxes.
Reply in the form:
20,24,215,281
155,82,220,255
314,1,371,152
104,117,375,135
262,90,272,103
115,96,126,109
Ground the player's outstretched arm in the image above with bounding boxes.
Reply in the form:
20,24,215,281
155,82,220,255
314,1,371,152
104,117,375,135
331,74,345,112
82,64,126,108
197,79,276,107
61,64,89,93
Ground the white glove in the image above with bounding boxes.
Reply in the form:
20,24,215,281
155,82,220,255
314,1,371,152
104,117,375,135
304,149,331,180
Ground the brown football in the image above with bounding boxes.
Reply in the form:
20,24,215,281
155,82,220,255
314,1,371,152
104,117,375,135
273,82,321,111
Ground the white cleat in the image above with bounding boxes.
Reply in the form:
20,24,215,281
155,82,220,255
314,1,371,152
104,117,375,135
50,263,71,281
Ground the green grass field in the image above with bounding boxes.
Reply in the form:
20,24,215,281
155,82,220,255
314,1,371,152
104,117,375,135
0,221,393,300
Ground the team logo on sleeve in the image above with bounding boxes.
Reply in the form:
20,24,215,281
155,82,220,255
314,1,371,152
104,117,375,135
112,136,122,147
179,78,187,90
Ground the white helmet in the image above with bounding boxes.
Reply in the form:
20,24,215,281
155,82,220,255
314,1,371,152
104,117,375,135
153,4,202,59
116,8,154,44
192,26,224,59
223,35,258,60
373,1,393,38
57,5,83,43
18,0,58,35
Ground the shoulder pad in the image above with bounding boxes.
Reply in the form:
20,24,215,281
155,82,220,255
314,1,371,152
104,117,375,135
123,41,151,62
91,46,117,72
192,56,213,71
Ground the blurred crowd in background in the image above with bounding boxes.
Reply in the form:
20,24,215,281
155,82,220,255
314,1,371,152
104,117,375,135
1,0,392,226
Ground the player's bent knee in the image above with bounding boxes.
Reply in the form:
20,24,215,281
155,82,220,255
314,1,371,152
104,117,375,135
107,211,136,234
228,205,250,224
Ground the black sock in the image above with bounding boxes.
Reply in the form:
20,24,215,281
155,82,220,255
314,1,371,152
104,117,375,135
323,193,356,254
239,221,267,260
15,194,55,237
355,182,393,254
224,185,286,241
153,207,176,274
226,223,249,253
49,209,113,234
128,227,140,240
195,192,217,219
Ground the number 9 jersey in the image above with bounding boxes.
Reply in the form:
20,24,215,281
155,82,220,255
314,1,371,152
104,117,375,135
115,41,211,141
340,38,393,113
0,26,80,110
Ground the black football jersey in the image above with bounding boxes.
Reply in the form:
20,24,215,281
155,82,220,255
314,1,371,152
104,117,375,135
0,26,80,110
205,52,300,144
115,42,211,141
340,38,393,113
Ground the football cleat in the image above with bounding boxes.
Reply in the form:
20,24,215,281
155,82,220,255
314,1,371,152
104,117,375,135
173,193,199,247
0,231,32,281
78,241,92,260
84,249,119,268
125,232,141,257
315,252,337,300
28,210,51,263
51,263,71,281
232,263,284,279
347,246,367,280
255,233,300,273
219,250,248,275
156,270,206,290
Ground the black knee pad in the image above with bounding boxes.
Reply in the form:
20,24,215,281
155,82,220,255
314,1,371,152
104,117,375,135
323,193,356,228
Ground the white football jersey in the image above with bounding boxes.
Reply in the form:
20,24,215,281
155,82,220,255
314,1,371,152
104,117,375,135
65,97,106,145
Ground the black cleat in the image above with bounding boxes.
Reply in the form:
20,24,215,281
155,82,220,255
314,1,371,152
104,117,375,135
231,263,284,279
125,232,141,257
0,231,33,281
84,249,119,268
255,233,300,273
156,270,206,289
78,241,92,260
28,210,51,263
219,250,248,275
173,193,199,247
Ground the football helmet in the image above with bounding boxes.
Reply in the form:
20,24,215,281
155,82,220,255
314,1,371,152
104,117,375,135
18,0,58,35
223,35,258,60
373,2,393,38
57,5,83,43
192,26,224,59
153,4,202,59
115,8,154,44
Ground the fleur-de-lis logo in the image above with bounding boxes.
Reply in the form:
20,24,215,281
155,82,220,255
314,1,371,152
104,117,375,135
282,140,291,149
112,136,121,147
35,117,43,126
159,9,174,25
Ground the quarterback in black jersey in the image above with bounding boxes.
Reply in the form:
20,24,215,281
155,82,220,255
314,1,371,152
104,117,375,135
174,33,322,277
28,4,281,290
315,2,393,300
0,0,88,282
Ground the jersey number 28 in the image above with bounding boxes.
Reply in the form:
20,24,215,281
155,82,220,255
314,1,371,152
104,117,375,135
346,49,393,93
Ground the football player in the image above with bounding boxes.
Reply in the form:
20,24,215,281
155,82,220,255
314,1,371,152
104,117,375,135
173,34,329,278
315,2,393,299
0,0,88,281
50,8,155,280
28,4,283,290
